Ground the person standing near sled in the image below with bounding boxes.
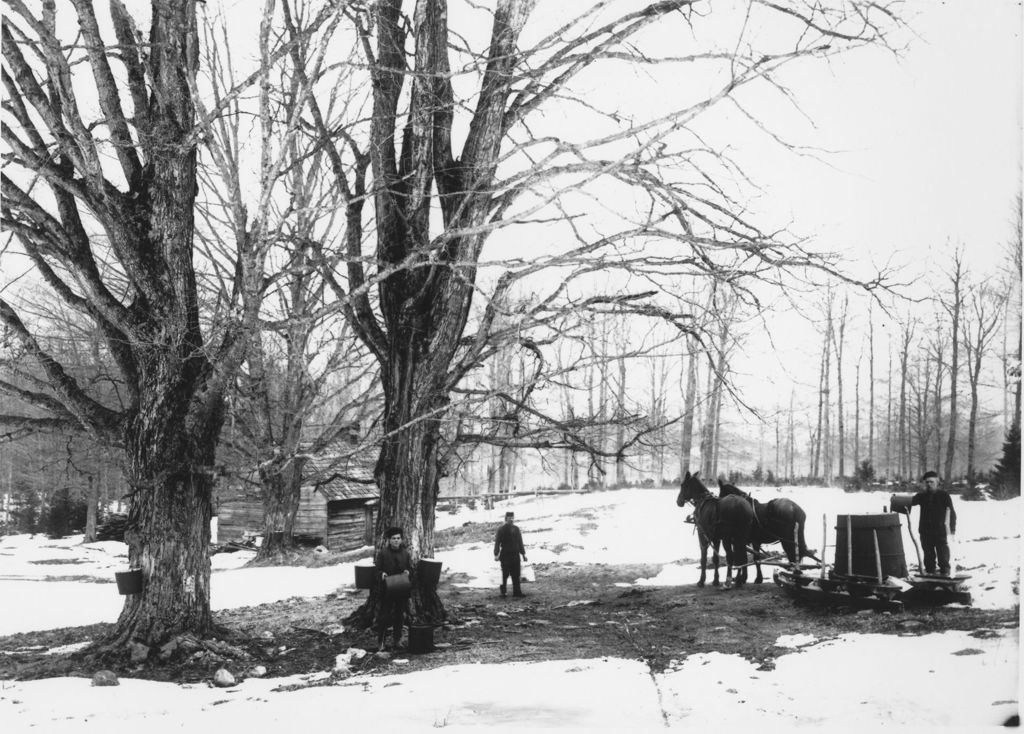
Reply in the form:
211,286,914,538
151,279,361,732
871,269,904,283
374,526,413,649
493,511,528,598
910,471,957,576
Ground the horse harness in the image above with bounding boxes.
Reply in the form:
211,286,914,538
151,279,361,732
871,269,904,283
688,491,718,541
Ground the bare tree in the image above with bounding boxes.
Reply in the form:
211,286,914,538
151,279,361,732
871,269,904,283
868,303,876,468
0,0,266,649
192,0,380,558
942,249,966,481
885,336,894,479
930,319,947,473
261,0,897,629
853,351,861,474
812,289,835,480
831,293,849,478
961,283,1003,483
700,290,736,478
897,317,916,480
910,348,932,477
677,328,701,480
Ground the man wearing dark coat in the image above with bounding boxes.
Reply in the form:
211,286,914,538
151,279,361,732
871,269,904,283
493,511,528,598
374,526,413,649
910,471,958,576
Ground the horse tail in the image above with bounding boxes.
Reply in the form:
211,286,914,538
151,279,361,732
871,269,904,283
796,519,808,558
793,505,809,558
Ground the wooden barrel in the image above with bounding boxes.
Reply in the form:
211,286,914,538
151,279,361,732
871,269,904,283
833,514,907,578
354,564,376,590
384,573,412,599
417,558,442,587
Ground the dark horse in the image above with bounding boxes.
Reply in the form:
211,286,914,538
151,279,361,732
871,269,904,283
718,480,810,583
677,471,754,587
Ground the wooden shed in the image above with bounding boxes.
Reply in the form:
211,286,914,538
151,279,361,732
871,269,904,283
216,452,378,550
313,467,379,551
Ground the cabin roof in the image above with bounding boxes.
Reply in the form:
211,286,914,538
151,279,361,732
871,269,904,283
307,460,378,501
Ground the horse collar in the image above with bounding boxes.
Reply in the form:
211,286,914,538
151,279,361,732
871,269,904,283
692,492,714,513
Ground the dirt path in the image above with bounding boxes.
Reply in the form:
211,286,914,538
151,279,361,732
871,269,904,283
0,558,1015,685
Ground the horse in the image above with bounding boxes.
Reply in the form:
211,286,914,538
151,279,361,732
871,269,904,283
677,471,754,588
717,481,810,583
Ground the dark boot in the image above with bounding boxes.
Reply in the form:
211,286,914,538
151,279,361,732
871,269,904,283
499,585,507,598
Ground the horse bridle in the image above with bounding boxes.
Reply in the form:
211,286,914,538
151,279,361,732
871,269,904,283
687,491,715,538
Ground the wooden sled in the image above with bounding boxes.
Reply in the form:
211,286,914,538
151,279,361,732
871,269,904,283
901,573,973,606
774,568,905,613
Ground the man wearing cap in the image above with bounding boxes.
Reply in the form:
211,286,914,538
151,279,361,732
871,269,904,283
493,511,528,598
910,471,957,576
374,526,413,650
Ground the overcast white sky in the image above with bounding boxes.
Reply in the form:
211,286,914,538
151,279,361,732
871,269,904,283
689,0,1024,420
768,0,1022,280
2,0,1019,459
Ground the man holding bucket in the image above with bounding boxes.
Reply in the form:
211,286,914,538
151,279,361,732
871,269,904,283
910,471,958,576
494,511,528,598
374,527,413,650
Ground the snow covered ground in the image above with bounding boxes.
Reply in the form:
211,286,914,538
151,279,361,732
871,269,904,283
0,486,1019,731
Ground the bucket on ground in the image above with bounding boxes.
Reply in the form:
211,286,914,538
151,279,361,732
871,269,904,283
384,573,412,599
408,625,435,654
115,569,143,595
417,558,442,587
354,564,376,590
833,514,908,578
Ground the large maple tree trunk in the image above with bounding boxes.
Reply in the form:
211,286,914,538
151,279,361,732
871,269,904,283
83,476,98,543
117,467,214,646
110,5,224,647
345,343,449,630
115,384,222,647
257,459,302,558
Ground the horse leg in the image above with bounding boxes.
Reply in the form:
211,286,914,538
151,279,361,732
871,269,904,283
751,542,764,584
781,536,798,568
732,538,748,587
697,536,708,588
721,538,734,588
711,539,721,587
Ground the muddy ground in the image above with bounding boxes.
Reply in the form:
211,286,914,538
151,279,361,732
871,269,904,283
0,524,1016,687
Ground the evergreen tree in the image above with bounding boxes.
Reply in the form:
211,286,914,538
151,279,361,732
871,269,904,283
991,423,1021,498
855,460,875,489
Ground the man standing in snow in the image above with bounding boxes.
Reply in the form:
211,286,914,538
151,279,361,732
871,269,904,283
493,511,528,598
910,471,957,576
374,526,413,650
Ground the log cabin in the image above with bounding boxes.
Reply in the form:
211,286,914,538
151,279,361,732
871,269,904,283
216,449,378,551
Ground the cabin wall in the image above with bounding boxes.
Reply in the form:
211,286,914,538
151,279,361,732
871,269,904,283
216,499,263,542
326,500,376,551
216,486,329,543
294,486,327,539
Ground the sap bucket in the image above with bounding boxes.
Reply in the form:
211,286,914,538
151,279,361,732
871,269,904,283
115,569,143,595
354,564,376,590
408,625,435,654
417,558,442,587
834,514,908,578
889,494,914,514
384,573,412,599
